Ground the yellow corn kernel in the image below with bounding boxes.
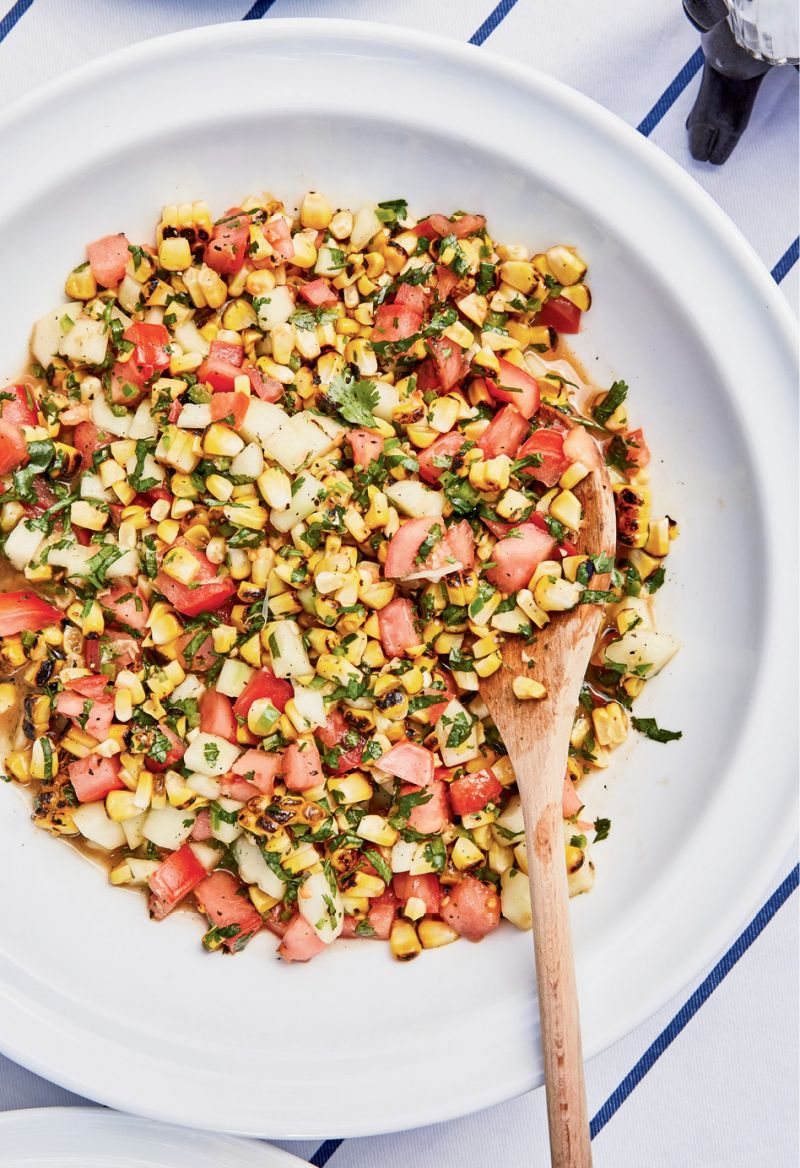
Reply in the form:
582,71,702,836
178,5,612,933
204,473,232,502
473,651,502,678
546,245,587,287
390,919,422,961
257,466,292,510
290,232,318,270
114,687,133,723
328,773,372,805
645,517,670,558
452,835,485,871
70,500,107,531
245,269,276,297
223,498,268,531
0,683,15,717
150,611,182,646
5,748,32,782
357,814,399,848
109,863,133,886
162,545,199,585
281,844,320,875
562,555,590,584
533,575,582,613
30,736,58,780
158,237,192,271
549,489,582,531
592,702,628,748
65,265,98,300
512,676,547,700
559,461,590,491
614,483,651,549
418,919,459,949
196,263,228,310
106,789,140,822
239,632,263,667
202,423,244,458
300,190,333,230
498,260,538,294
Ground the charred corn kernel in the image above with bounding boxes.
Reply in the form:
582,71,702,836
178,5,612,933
592,702,628,748
545,245,587,287
473,651,502,678
65,265,97,300
532,252,551,276
5,748,32,782
257,466,291,510
533,575,582,613
645,517,670,558
452,835,485,870
162,545,199,585
560,283,591,312
614,483,651,549
357,814,399,847
418,919,458,949
344,338,378,377
565,845,585,875
549,489,582,531
328,773,372,805
391,919,422,961
427,394,461,435
158,237,192,271
150,611,182,646
512,676,547,700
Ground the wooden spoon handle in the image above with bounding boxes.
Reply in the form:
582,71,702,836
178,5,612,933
518,717,592,1167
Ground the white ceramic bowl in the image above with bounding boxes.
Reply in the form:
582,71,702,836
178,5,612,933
0,20,795,1139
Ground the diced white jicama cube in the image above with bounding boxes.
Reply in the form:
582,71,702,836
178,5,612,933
121,812,147,851
45,541,95,580
3,520,44,571
215,659,255,699
290,684,326,730
105,549,140,579
125,452,164,486
255,285,295,331
604,628,680,678
385,480,445,518
298,868,344,943
30,302,82,367
435,698,480,767
117,273,144,315
372,380,400,422
188,842,222,871
142,805,196,850
314,244,347,278
209,797,243,845
262,413,333,473
494,794,525,842
232,836,285,898
183,732,240,777
126,857,161,884
170,674,205,703
59,316,109,366
391,839,417,874
173,319,210,357
240,399,287,446
176,403,212,429
128,399,159,439
91,395,132,438
80,470,111,501
409,842,441,876
185,773,221,800
501,867,532,930
267,621,312,679
350,204,382,251
269,473,326,533
230,441,264,480
72,802,127,851
310,413,347,443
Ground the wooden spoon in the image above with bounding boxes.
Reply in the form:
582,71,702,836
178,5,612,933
481,417,616,1168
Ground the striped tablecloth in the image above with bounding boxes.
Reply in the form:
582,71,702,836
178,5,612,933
0,2,797,1165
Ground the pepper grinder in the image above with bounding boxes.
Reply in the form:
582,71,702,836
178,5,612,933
683,0,799,163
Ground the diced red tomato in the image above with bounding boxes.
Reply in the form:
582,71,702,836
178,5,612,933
56,690,114,742
417,430,465,484
74,421,104,473
377,598,420,659
122,322,171,387
423,668,457,726
372,303,423,343
148,844,208,921
209,339,243,367
427,336,468,392
0,383,37,427
278,913,327,962
342,890,398,940
393,873,441,915
448,213,486,239
443,521,475,571
248,367,283,402
209,392,249,428
196,354,243,394
282,740,324,792
448,769,503,817
624,427,651,470
441,876,501,941
478,404,529,460
263,217,295,261
384,517,439,579
98,583,149,632
204,209,249,276
384,517,474,580
538,295,581,333
412,213,485,239
194,869,262,950
400,779,450,834
155,539,237,617
379,741,434,788
199,688,238,743
415,357,441,392
175,631,217,673
563,776,585,819
64,674,109,700
233,668,293,719
144,723,186,773
486,523,555,593
435,265,459,301
68,753,124,803
298,278,338,308
517,427,571,487
87,233,130,288
230,749,281,798
393,284,427,312
0,419,28,474
0,591,62,636
84,633,141,678
191,809,213,841
350,428,384,468
316,711,365,773
489,358,541,419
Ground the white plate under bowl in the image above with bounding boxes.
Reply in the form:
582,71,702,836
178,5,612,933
0,20,795,1140
0,1107,303,1166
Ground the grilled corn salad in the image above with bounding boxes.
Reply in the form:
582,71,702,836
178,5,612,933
0,193,680,962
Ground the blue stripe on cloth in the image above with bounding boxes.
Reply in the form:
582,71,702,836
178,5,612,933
637,47,704,136
771,236,799,283
469,0,520,46
242,0,279,19
309,1139,344,1166
0,0,34,43
590,864,800,1139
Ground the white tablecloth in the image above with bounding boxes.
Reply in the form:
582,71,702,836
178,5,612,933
0,2,797,1165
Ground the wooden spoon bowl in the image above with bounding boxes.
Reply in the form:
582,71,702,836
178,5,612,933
481,416,616,1168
